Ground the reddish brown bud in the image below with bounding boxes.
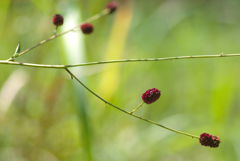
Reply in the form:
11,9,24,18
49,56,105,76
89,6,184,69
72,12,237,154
52,14,64,26
142,88,161,104
106,1,118,14
199,133,220,148
80,23,94,34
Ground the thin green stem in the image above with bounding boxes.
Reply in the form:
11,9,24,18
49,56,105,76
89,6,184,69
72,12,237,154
2,53,240,69
131,102,144,114
54,26,58,36
7,9,110,61
65,68,199,139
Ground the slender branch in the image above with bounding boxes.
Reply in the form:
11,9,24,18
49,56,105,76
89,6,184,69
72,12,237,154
1,53,240,69
131,102,144,114
65,68,199,139
7,9,110,61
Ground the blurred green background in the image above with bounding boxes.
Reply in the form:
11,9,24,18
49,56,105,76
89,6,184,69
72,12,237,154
0,0,240,160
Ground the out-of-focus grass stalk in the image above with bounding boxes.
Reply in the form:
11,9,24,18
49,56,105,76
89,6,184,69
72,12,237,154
98,0,134,100
61,7,92,161
0,70,28,119
0,0,11,40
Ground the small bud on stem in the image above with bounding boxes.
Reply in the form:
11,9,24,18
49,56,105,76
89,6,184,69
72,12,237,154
142,88,161,104
52,14,64,26
52,14,64,35
81,23,94,34
106,1,118,14
199,133,221,148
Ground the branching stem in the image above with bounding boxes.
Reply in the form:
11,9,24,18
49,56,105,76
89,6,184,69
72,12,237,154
7,9,110,61
65,68,199,139
1,5,229,140
131,102,144,114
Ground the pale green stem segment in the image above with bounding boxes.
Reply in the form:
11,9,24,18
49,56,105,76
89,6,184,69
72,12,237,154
2,53,240,68
131,102,144,114
65,68,199,139
54,26,58,36
7,9,110,61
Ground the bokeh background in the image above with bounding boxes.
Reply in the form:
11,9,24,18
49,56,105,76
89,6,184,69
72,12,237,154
0,0,240,160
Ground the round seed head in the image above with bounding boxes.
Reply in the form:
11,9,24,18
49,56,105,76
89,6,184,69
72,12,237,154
52,14,64,26
106,1,118,14
142,88,161,104
199,133,220,148
81,23,94,34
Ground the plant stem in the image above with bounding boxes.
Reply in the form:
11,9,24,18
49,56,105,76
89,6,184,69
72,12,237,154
2,53,240,68
7,9,110,61
65,68,199,139
131,102,144,114
54,26,58,36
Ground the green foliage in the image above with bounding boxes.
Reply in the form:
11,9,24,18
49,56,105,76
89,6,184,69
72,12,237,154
0,0,239,160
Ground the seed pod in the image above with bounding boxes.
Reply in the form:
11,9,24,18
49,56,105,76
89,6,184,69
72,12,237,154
52,14,64,26
81,23,94,34
199,133,220,148
142,88,161,104
106,1,118,14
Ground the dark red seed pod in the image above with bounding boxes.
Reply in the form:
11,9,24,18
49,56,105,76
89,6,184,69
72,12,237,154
142,88,161,104
199,133,220,148
211,135,221,148
106,1,118,14
52,14,64,26
80,23,94,34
